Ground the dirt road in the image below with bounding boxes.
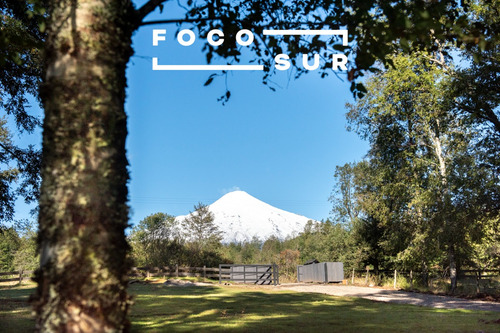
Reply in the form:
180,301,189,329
276,284,500,312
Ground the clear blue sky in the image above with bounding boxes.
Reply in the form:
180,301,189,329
11,1,369,227
125,1,368,224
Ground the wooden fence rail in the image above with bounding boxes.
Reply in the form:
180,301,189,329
130,266,220,279
350,268,500,292
0,270,34,283
0,267,222,283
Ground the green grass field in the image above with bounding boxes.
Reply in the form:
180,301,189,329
1,281,499,332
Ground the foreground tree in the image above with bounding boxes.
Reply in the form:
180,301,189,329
33,1,139,330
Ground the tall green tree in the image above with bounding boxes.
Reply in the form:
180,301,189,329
182,203,223,255
330,163,360,226
0,1,44,226
346,52,499,291
331,161,405,273
0,227,20,271
12,219,38,272
128,212,181,267
0,119,20,222
0,220,38,272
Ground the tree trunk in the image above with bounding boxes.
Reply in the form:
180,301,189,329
33,0,136,331
421,261,428,287
427,125,458,294
449,245,458,293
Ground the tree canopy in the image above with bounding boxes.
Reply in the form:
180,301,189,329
0,1,44,226
331,49,500,291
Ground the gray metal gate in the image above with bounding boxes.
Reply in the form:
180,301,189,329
297,262,344,283
219,264,279,285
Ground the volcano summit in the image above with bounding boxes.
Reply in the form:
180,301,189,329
176,191,313,243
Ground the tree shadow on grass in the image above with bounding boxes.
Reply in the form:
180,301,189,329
1,283,498,332
129,284,500,333
0,285,36,333
0,284,35,310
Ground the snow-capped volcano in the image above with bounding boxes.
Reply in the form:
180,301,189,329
176,191,313,243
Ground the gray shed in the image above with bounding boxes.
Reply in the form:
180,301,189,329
297,262,344,283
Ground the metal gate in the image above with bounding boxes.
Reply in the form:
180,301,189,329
219,264,279,285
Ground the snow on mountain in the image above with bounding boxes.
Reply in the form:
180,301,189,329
175,190,314,243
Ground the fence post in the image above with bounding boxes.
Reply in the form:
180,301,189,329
203,265,206,279
219,264,221,284
410,270,413,290
476,270,481,294
176,264,179,278
365,267,370,286
393,269,397,289
352,268,355,285
19,270,23,284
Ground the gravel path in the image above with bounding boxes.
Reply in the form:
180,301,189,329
276,284,500,312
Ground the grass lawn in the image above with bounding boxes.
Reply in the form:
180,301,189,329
1,280,499,332
0,283,36,333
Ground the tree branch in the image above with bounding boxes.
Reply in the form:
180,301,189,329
460,104,500,135
135,0,169,25
0,142,24,164
139,16,341,29
140,17,223,26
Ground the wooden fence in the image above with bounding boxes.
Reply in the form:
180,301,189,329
349,268,500,292
0,266,219,284
0,266,247,283
0,270,34,284
130,266,220,279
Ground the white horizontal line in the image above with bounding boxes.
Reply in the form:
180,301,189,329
153,58,264,71
263,29,348,46
263,29,346,35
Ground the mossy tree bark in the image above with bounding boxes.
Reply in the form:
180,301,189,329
33,0,137,331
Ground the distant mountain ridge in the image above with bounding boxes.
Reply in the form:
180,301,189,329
175,190,313,243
